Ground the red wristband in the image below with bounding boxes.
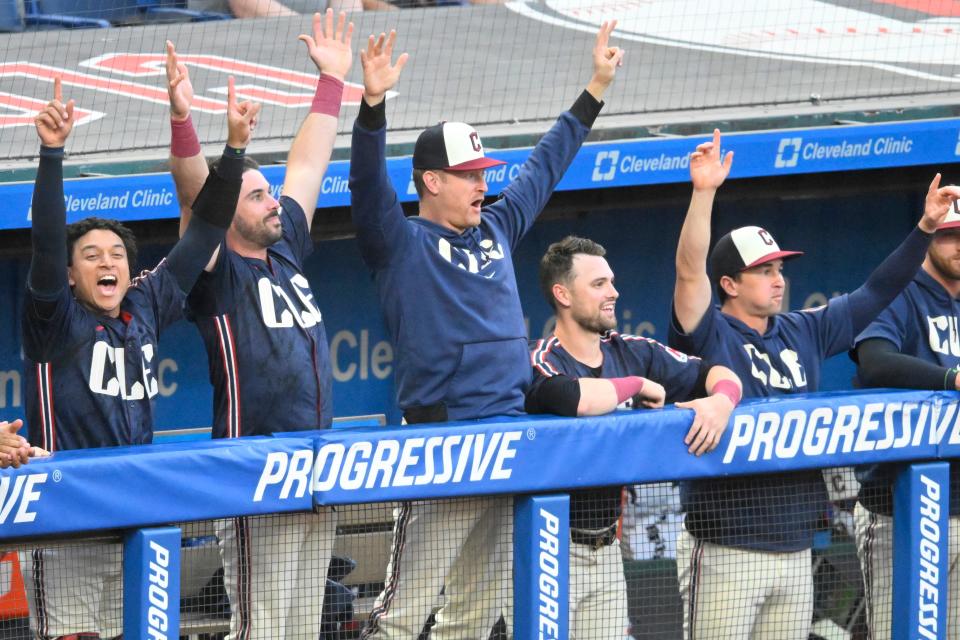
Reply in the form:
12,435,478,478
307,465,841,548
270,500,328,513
311,74,344,117
712,380,741,407
610,376,645,404
170,114,200,158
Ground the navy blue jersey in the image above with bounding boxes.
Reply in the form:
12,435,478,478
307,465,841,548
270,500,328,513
854,268,960,515
187,195,332,437
528,331,706,530
668,300,855,551
351,107,594,422
23,262,184,451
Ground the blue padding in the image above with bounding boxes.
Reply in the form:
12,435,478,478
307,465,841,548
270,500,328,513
0,436,314,538
123,527,181,640
514,495,569,640
2,389,959,538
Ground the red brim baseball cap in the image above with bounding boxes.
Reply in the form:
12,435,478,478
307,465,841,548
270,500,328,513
709,226,803,283
413,121,505,171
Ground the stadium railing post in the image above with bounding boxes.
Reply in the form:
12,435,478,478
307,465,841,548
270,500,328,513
514,493,569,640
892,462,948,640
122,526,181,640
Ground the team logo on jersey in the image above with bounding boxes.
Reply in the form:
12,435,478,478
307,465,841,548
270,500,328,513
742,344,807,390
257,273,323,329
927,315,960,357
88,342,159,400
436,235,505,275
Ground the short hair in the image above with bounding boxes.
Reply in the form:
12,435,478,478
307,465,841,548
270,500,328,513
715,273,741,304
539,236,607,310
412,168,426,198
66,217,138,275
208,154,260,176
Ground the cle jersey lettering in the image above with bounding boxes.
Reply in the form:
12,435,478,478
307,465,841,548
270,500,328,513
258,273,323,329
88,342,159,400
743,344,807,390
437,236,505,274
928,315,960,357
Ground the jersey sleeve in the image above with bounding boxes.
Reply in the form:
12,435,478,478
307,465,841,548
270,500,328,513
21,286,76,361
853,294,909,351
278,195,313,267
484,108,592,249
125,260,187,333
668,303,723,358
802,294,856,360
186,247,239,318
349,106,415,271
626,336,706,404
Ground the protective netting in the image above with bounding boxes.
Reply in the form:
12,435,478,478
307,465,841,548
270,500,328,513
0,473,905,639
2,1,960,163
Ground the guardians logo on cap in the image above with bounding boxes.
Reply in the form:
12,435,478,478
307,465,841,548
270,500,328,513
709,226,804,284
413,122,506,171
939,202,960,231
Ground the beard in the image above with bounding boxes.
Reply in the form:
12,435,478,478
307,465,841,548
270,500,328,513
929,250,960,282
235,212,282,248
574,309,617,334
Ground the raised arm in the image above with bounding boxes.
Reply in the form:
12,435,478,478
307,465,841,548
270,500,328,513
845,174,960,335
29,77,74,303
166,77,260,280
282,10,353,230
491,21,623,245
674,129,734,334
166,40,209,238
349,29,409,269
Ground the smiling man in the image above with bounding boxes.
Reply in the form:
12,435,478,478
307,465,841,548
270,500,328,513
668,129,960,640
22,76,250,640
525,235,741,640
350,22,623,640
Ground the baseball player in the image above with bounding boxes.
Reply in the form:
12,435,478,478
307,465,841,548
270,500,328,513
669,129,960,639
852,207,960,638
525,235,742,639
21,77,248,640
349,22,623,640
165,11,351,639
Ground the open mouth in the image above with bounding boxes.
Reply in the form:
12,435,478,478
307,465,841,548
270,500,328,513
471,198,483,212
601,302,616,314
97,274,118,296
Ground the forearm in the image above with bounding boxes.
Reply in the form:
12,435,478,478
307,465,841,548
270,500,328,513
576,378,620,416
857,338,956,390
848,227,931,333
170,115,209,238
676,189,715,278
705,366,742,405
166,147,243,291
29,146,68,296
282,74,344,223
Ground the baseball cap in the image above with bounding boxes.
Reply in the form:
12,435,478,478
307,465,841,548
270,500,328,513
413,121,506,171
709,226,804,283
938,203,960,231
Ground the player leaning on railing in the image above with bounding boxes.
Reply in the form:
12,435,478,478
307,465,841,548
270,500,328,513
525,234,743,639
165,10,351,640
669,128,960,640
349,20,623,640
22,75,250,640
852,206,960,638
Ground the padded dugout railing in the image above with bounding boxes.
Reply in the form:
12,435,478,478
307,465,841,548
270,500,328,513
0,388,954,639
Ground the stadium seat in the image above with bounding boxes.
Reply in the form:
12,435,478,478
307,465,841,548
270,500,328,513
0,0,24,32
22,0,229,29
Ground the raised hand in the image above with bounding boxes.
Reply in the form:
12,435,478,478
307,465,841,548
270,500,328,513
166,40,194,122
226,76,261,149
676,394,735,456
299,9,353,81
920,173,960,233
586,20,625,100
690,129,734,192
360,30,408,106
35,77,74,148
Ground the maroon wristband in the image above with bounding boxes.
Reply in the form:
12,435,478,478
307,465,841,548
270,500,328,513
170,114,200,158
311,74,344,117
712,380,742,407
610,376,645,404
